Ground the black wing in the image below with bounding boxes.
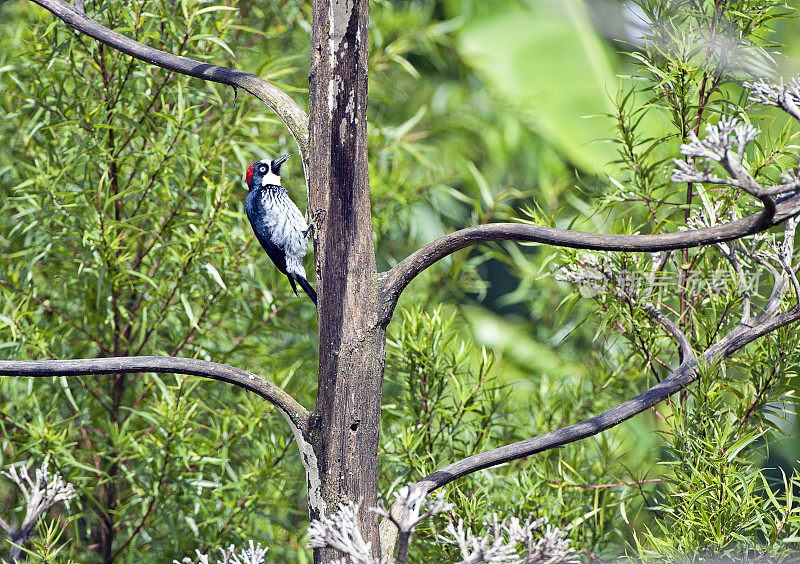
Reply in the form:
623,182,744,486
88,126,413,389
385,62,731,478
254,231,288,275
245,190,288,274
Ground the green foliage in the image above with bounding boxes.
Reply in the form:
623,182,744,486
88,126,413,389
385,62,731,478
637,357,800,561
380,307,651,561
606,0,797,231
458,0,620,173
18,518,75,564
2,0,800,562
552,0,800,560
382,307,504,486
0,0,315,560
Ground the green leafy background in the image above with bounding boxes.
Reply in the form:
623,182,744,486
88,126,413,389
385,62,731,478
1,0,800,561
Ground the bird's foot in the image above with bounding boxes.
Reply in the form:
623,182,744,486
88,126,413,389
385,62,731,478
304,208,327,240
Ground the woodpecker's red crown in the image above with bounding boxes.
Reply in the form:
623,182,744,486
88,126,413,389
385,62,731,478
246,165,254,186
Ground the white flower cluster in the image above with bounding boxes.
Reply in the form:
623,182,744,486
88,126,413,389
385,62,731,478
307,500,386,564
372,485,454,536
173,540,269,564
679,200,742,257
307,485,575,564
2,460,77,531
755,216,798,270
555,253,615,298
744,76,800,120
674,116,759,168
439,513,577,564
670,158,724,185
672,77,800,199
670,115,768,198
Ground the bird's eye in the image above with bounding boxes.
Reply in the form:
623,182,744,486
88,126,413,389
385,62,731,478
259,165,267,173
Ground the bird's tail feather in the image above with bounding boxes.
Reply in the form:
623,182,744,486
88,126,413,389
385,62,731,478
293,275,317,306
288,276,299,297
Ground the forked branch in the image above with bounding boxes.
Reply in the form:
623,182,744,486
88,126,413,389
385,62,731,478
29,0,310,169
380,80,800,555
0,356,310,433
381,278,800,557
412,295,800,496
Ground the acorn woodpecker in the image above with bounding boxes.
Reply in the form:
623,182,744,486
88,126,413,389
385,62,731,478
245,154,317,305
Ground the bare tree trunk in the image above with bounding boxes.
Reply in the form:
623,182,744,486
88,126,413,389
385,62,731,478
308,0,385,561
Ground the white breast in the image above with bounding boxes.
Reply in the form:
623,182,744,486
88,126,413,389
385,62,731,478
258,189,310,278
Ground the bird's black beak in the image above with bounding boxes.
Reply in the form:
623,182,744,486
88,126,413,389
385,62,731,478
272,154,290,173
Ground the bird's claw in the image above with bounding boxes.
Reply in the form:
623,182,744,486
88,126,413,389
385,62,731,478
305,208,327,240
313,208,327,225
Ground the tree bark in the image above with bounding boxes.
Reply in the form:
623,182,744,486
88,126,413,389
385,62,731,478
308,0,385,561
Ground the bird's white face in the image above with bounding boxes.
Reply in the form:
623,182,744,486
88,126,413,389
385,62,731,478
261,164,281,187
245,156,288,190
250,159,281,187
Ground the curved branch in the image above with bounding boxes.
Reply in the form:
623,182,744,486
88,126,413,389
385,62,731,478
410,305,800,494
0,356,310,433
29,0,310,172
412,363,695,494
640,302,695,364
378,192,800,324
